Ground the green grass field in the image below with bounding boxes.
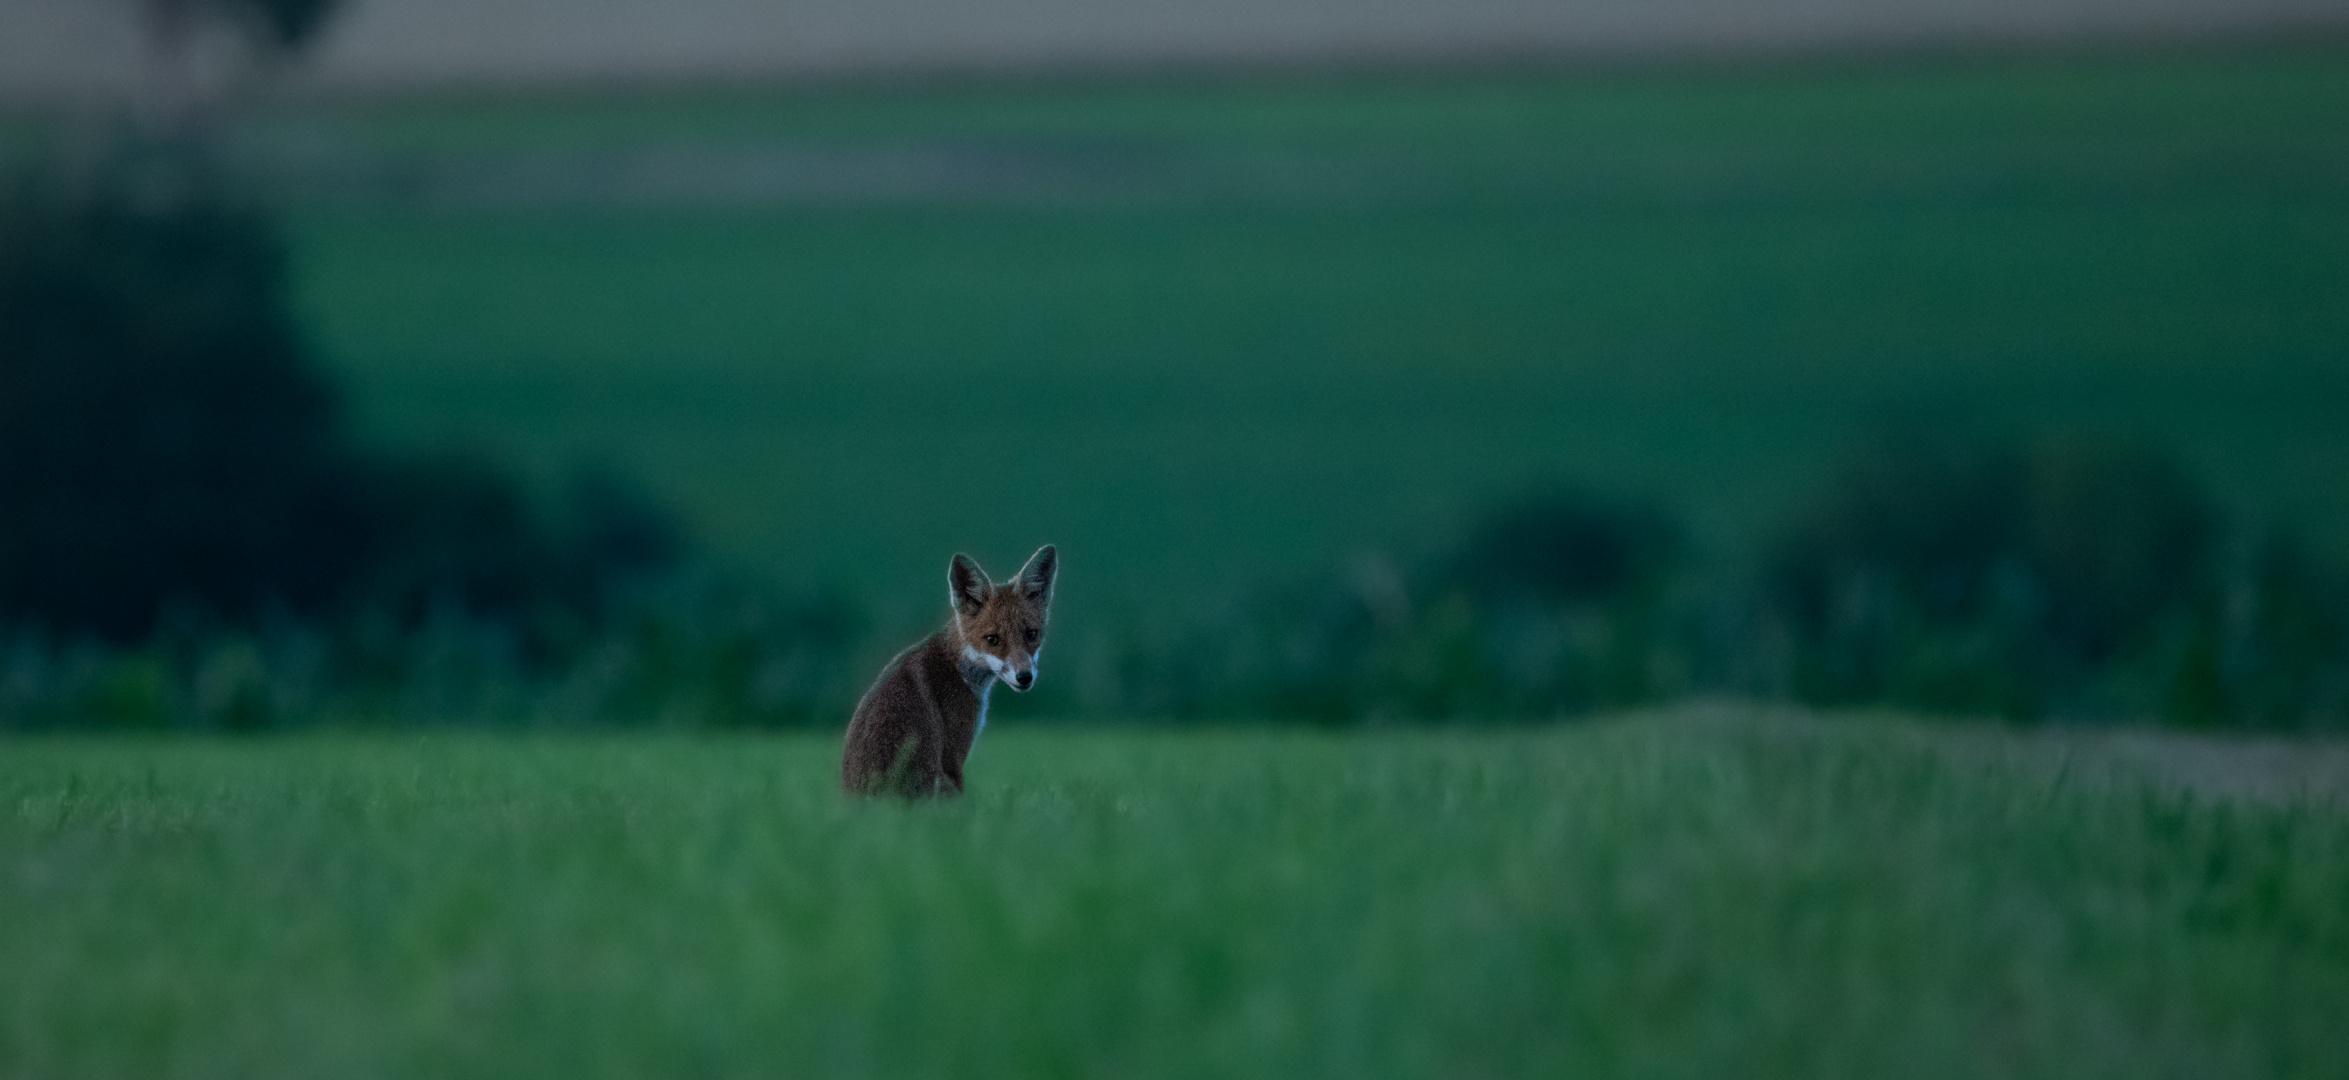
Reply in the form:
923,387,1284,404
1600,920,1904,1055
262,48,2349,627
5,713,2346,1078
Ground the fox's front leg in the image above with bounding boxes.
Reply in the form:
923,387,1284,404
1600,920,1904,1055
915,705,950,797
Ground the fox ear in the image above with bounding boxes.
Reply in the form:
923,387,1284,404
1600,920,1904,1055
948,554,990,617
1016,544,1058,605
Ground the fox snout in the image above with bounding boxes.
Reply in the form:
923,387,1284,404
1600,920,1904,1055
970,649,1039,691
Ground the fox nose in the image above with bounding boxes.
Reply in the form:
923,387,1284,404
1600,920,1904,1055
1013,670,1034,690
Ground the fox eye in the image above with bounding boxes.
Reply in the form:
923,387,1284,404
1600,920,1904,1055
1024,628,1038,644
984,634,1000,646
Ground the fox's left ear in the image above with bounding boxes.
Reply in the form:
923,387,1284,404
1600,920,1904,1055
1016,544,1058,606
949,553,991,617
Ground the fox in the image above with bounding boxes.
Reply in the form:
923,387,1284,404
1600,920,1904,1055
841,545,1058,797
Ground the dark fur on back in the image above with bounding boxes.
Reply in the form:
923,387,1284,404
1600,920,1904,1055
839,629,987,797
841,546,1056,797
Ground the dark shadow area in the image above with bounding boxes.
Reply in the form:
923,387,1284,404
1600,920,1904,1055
0,169,364,639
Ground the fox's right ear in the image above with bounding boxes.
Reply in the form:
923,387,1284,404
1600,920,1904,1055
948,554,990,617
1016,544,1058,605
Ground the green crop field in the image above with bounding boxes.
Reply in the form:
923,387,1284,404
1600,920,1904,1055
263,48,2349,627
3,713,2345,1078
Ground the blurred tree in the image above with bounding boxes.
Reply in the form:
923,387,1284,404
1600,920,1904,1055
1764,429,2222,716
1439,488,1682,610
134,0,343,132
0,179,688,645
0,0,718,727
0,183,367,638
0,34,688,647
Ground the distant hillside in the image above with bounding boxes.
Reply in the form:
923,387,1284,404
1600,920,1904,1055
4,0,2346,100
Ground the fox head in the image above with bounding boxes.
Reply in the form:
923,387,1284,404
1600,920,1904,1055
949,545,1058,692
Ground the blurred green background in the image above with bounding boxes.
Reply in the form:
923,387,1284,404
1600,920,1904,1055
267,51,2349,625
5,34,2349,727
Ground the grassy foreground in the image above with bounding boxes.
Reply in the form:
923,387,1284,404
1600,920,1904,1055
3,714,2346,1078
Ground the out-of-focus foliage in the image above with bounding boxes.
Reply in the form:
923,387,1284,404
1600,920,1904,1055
1444,491,1682,610
0,7,832,732
0,175,364,638
1084,488,1694,722
349,454,680,634
0,175,671,638
0,576,864,732
136,0,341,50
0,166,736,730
7,434,2348,731
229,0,341,48
1759,431,2349,728
1064,435,2349,730
120,0,346,137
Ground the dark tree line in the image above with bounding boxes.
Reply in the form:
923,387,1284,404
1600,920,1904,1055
133,0,344,131
1083,432,2349,730
0,179,683,645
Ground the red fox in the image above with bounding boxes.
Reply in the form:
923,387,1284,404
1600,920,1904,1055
841,545,1057,797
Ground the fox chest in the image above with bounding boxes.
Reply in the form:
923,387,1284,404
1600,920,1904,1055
929,671,991,764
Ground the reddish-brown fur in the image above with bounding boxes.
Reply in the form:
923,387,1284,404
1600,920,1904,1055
841,546,1057,797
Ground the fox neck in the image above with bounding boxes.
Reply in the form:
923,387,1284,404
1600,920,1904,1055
953,641,996,738
954,641,999,692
